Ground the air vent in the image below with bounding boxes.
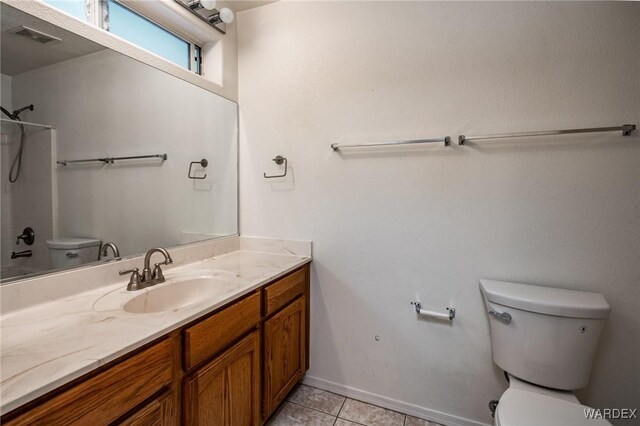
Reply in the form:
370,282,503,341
7,26,61,44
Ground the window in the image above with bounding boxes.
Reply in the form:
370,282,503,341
41,0,87,21
107,0,194,70
41,0,203,74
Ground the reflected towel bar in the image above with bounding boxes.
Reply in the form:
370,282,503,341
331,137,451,151
458,124,635,145
57,153,167,166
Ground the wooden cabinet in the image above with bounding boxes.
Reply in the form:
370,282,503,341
5,339,174,426
183,291,261,370
264,268,306,316
183,331,261,426
263,296,307,419
120,391,176,426
2,265,310,426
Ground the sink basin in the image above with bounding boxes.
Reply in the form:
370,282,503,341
123,273,236,314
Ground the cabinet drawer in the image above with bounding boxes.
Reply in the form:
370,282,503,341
264,267,306,316
183,291,261,370
6,339,173,426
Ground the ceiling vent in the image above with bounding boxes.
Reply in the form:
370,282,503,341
7,26,61,44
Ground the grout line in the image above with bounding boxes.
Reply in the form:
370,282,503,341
300,383,352,400
336,396,348,419
298,385,425,426
287,400,342,418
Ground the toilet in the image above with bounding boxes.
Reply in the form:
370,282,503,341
480,279,612,426
46,237,102,269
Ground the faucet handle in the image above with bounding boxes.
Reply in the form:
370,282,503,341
119,267,139,276
16,227,35,245
120,268,143,291
152,263,166,282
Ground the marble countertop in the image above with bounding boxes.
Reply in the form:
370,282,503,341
0,249,311,415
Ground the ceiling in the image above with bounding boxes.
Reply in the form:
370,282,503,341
226,0,279,12
0,3,105,76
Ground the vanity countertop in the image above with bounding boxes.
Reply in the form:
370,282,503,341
0,249,311,415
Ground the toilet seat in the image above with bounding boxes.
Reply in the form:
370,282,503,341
496,387,611,426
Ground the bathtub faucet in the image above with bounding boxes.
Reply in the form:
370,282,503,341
11,250,32,259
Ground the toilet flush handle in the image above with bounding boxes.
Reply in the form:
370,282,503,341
489,310,512,324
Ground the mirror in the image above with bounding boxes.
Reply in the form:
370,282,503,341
0,3,238,283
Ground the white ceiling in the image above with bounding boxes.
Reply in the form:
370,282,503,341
1,3,105,76
226,0,279,12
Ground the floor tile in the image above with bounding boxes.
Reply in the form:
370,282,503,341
405,415,442,426
267,401,337,426
335,419,362,426
338,398,405,426
287,384,346,416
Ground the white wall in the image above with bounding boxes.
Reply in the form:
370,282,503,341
12,49,238,259
237,2,640,425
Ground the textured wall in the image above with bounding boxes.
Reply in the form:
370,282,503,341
237,2,640,425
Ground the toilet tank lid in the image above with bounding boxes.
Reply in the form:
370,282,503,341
46,238,102,249
480,279,610,319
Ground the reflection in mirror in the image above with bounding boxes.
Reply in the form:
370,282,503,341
0,3,238,283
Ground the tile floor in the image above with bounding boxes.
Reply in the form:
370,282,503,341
267,384,443,426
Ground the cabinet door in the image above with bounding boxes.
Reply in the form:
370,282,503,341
263,296,306,419
183,331,261,426
119,391,176,426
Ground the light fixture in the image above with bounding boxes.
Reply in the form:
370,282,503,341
174,0,233,34
187,0,216,11
207,7,234,25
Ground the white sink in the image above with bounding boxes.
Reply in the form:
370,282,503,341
123,272,236,314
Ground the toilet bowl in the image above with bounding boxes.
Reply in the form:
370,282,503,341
480,279,611,426
46,237,102,269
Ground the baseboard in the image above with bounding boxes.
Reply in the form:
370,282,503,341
301,375,491,426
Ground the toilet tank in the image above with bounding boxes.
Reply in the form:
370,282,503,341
480,279,610,390
46,238,102,269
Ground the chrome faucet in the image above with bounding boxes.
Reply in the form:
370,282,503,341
101,242,120,260
119,247,173,291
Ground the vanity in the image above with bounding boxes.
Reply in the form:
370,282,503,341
0,238,312,425
0,2,311,424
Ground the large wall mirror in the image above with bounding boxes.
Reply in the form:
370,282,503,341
0,3,238,283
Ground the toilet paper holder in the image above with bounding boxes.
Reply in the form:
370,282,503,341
411,301,455,321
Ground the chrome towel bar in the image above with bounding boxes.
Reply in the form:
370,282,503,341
458,124,635,145
331,137,451,151
57,153,167,166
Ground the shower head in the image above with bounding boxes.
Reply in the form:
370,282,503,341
12,104,34,119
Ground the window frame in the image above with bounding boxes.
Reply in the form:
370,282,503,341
43,0,203,75
102,0,202,75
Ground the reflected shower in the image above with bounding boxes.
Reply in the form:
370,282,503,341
1,103,34,183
